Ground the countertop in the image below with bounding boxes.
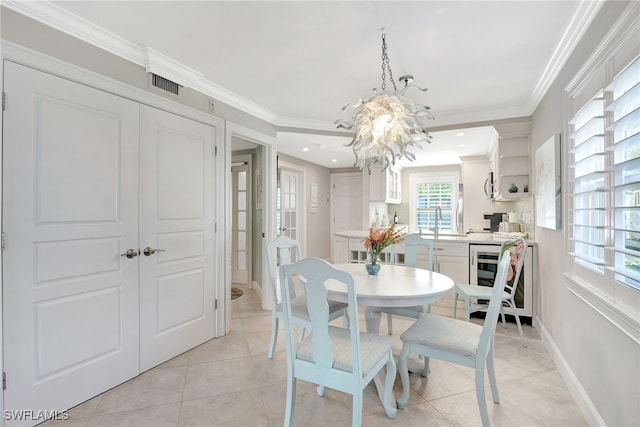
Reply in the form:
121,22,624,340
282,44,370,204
334,229,536,245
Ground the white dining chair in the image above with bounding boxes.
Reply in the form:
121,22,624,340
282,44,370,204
265,236,347,359
380,233,435,335
397,254,512,427
453,238,528,347
279,257,397,426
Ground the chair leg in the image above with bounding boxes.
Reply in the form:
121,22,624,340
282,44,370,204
487,345,500,404
507,300,527,347
342,309,349,328
475,361,491,427
500,309,507,328
298,326,307,343
453,290,458,318
396,344,412,409
316,385,325,397
465,296,472,321
420,356,430,377
268,314,278,359
382,354,398,419
284,377,296,427
352,393,363,426
387,313,393,335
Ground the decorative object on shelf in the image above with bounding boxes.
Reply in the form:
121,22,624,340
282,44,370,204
363,224,405,275
335,29,434,173
523,185,529,193
509,183,518,193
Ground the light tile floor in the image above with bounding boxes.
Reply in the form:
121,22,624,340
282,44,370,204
43,284,587,426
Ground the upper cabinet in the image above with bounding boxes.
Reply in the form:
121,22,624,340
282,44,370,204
368,164,402,204
492,122,532,200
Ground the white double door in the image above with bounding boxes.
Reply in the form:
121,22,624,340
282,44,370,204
2,62,216,423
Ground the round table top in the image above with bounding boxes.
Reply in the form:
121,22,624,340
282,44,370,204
326,263,454,308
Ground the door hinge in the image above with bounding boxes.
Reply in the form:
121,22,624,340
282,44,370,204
214,299,218,310
214,146,218,156
214,223,217,233
3,372,6,390
2,92,6,111
1,232,5,251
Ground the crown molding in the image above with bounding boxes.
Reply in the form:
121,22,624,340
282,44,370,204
565,1,640,95
3,0,279,125
3,0,610,133
3,0,144,65
528,0,605,113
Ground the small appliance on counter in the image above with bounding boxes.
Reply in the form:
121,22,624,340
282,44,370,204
498,211,522,232
499,222,521,232
483,212,505,232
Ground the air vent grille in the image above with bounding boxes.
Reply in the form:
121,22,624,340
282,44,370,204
151,74,180,95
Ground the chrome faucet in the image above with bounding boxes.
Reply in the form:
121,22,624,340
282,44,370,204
432,206,443,239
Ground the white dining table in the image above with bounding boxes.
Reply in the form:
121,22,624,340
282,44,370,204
325,263,455,409
326,263,455,334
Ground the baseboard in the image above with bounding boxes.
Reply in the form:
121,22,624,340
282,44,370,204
252,280,262,300
536,318,605,426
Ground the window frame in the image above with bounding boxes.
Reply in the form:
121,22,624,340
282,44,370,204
564,3,640,327
408,170,460,234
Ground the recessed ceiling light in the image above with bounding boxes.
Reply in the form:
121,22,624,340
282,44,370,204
456,132,465,137
458,144,465,148
302,147,309,152
331,159,337,163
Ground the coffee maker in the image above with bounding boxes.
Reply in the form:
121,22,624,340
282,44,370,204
483,213,505,232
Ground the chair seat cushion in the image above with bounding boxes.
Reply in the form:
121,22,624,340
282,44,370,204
455,283,509,300
278,296,348,321
297,326,393,376
400,314,483,357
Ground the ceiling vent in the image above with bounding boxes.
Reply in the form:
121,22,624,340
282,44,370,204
150,73,180,95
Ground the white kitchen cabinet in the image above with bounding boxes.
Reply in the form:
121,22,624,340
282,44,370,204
333,235,349,264
432,242,469,310
493,122,532,200
368,164,401,204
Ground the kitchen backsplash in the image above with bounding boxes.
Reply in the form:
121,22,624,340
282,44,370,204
382,197,535,240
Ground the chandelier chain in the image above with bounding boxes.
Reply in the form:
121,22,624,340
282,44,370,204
380,32,397,92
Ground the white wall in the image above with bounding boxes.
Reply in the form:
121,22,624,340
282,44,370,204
530,2,639,425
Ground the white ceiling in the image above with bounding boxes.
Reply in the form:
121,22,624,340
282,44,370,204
7,1,601,168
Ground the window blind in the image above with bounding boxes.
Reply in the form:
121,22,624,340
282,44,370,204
607,57,640,289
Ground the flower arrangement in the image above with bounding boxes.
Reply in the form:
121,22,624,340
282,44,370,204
363,223,405,265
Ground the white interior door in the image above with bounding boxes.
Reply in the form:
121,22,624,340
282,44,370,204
231,159,250,285
139,106,216,371
279,168,299,240
2,62,140,423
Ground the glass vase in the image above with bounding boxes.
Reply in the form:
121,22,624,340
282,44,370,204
365,254,381,276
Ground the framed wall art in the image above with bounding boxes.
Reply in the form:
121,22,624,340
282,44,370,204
535,133,562,230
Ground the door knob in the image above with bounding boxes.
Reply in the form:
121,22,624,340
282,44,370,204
121,249,138,259
143,247,166,256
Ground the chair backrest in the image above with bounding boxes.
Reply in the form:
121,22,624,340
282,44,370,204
478,254,511,356
266,236,303,306
499,238,527,297
403,234,434,270
279,258,362,377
